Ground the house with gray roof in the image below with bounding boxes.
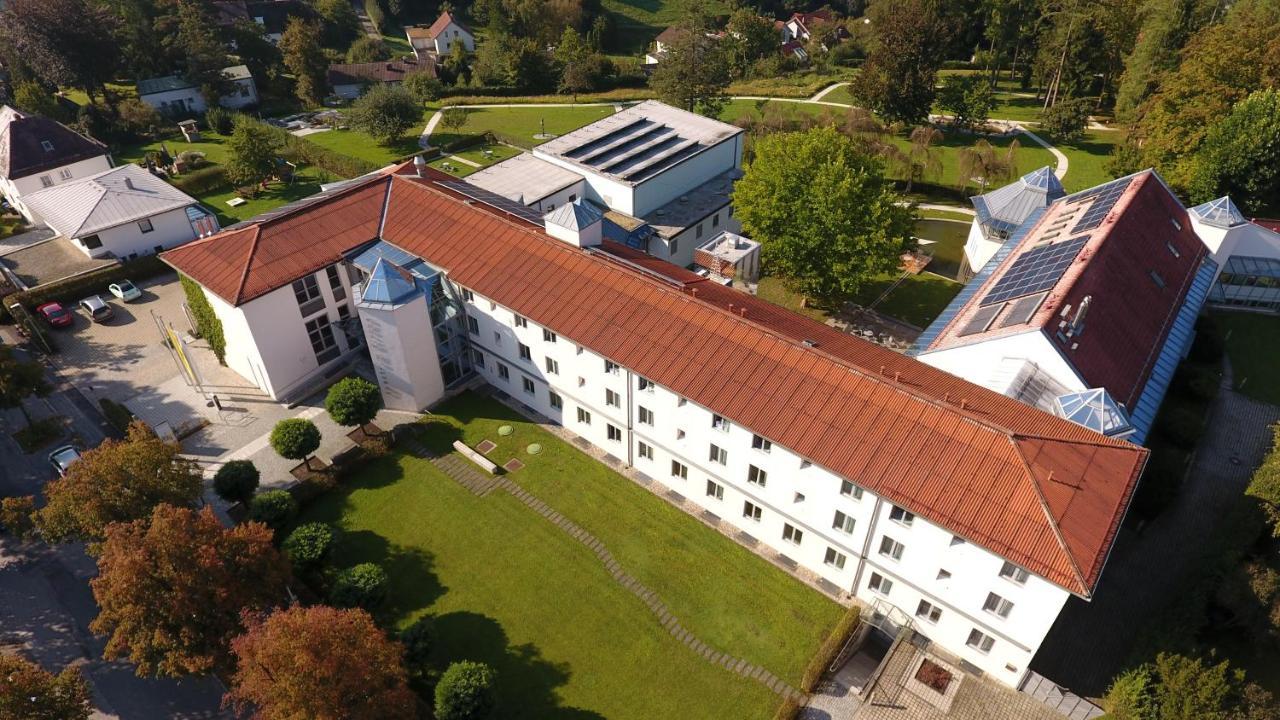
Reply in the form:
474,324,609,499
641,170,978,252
136,65,259,117
0,105,112,222
962,166,1065,276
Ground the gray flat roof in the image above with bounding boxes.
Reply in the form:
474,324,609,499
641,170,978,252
643,169,740,238
464,153,583,204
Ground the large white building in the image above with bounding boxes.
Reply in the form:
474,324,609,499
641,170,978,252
464,101,744,268
0,105,113,222
164,156,1147,689
1186,197,1280,313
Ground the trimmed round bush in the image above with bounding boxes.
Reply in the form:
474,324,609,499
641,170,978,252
282,522,333,569
400,614,435,671
270,418,321,463
434,660,497,720
213,459,260,504
248,490,297,529
330,562,388,609
325,377,382,429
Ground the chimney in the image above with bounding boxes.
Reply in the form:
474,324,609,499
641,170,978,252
543,200,603,248
124,176,135,190
413,155,427,177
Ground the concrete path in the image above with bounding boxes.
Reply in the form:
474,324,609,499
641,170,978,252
1015,126,1068,180
808,82,850,103
916,203,976,217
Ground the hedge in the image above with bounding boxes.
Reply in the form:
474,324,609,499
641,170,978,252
171,165,230,196
180,274,226,363
0,254,170,323
253,118,381,179
800,604,861,693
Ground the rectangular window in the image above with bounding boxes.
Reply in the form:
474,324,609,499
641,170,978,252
706,480,724,499
519,343,532,362
695,223,703,239
677,397,687,407
522,376,535,395
824,547,846,569
467,316,479,334
542,328,557,343
889,505,915,526
751,435,772,453
549,392,563,410
983,592,1014,619
497,363,510,381
638,441,653,460
1166,241,1181,258
472,350,485,368
462,288,474,302
494,331,502,346
712,213,720,228
868,572,893,595
709,443,727,465
966,629,995,654
999,561,1030,585
577,407,591,424
514,315,528,328
840,480,863,499
40,175,53,188
606,389,621,408
607,424,622,442
833,510,855,534
1150,269,1166,288
916,600,942,623
712,414,729,432
747,464,767,486
305,316,339,364
293,276,324,317
604,360,620,375
544,357,559,375
670,238,678,255
638,377,654,393
40,140,54,152
325,266,346,301
638,406,654,425
81,234,102,249
782,523,803,545
878,536,904,561
58,168,73,180
671,461,687,480
742,501,761,521
138,218,154,233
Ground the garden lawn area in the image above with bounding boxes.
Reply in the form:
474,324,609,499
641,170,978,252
116,132,235,167
1053,130,1123,193
600,0,730,55
717,99,829,124
889,130,1056,204
304,126,425,166
850,272,963,328
431,105,618,149
1215,311,1280,406
426,156,476,177
299,391,841,719
380,29,415,58
728,71,855,99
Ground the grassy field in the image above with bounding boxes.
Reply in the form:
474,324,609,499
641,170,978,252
430,105,619,149
298,391,840,719
1215,311,1280,406
601,0,731,55
304,127,424,166
1052,130,1123,193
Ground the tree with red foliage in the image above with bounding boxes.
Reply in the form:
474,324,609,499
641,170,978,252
0,654,91,719
226,605,417,720
90,505,289,677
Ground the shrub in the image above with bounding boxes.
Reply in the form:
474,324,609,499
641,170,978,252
434,660,497,720
213,460,261,504
180,274,226,363
325,377,382,430
0,495,37,539
801,604,860,692
248,490,297,529
404,72,444,103
170,165,230,196
282,522,333,569
1175,364,1221,403
177,150,207,169
1158,405,1205,449
206,107,234,135
400,614,434,672
270,418,321,464
346,36,389,64
330,562,388,609
1039,97,1091,143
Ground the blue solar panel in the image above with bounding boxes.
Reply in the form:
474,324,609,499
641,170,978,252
440,181,547,225
1069,177,1131,233
980,236,1088,307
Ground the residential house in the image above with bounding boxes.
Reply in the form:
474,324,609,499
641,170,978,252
327,58,434,100
463,100,744,268
0,105,112,222
21,164,218,260
644,26,686,66
405,11,474,60
781,10,834,43
136,65,259,117
212,0,313,43
164,152,1148,690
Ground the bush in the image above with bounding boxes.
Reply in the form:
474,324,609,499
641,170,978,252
0,495,37,539
1158,405,1205,449
170,165,230,196
248,490,298,529
1039,97,1091,143
98,398,134,434
400,614,434,671
434,660,497,720
213,459,260,504
270,418,321,464
801,604,860,692
180,274,226,363
404,72,444,103
177,150,207,169
325,377,382,429
205,107,234,135
282,522,333,569
346,36,389,64
330,562,388,609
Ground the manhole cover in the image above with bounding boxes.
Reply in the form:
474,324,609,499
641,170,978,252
498,425,514,436
504,458,525,472
526,443,542,455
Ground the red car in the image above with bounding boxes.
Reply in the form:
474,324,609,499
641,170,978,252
36,302,73,328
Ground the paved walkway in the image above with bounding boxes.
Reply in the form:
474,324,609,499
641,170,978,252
1031,361,1280,695
809,82,850,103
399,429,808,705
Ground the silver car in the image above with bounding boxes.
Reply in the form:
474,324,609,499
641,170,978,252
79,295,114,323
48,445,81,476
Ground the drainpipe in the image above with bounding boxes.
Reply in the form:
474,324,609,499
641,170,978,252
851,496,884,596
624,368,634,467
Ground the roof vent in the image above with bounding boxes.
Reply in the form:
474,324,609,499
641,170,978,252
802,339,818,348
413,155,427,177
124,177,135,190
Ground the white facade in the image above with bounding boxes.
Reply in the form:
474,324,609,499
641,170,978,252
70,206,202,260
963,219,1002,274
0,155,112,222
432,21,474,54
356,290,445,412
138,76,259,116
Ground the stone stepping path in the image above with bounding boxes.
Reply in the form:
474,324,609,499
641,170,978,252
402,431,806,703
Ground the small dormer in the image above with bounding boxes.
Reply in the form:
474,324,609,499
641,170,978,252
544,200,604,248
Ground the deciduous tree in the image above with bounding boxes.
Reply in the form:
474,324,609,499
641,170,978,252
0,0,119,104
90,505,289,677
347,36,390,64
732,126,915,306
325,377,383,431
279,17,329,105
0,654,91,720
0,344,51,430
175,1,232,108
1038,96,1091,142
724,9,777,77
349,84,421,145
227,605,416,720
937,75,994,132
1101,653,1273,720
850,0,950,124
957,138,1020,193
648,27,730,117
269,418,321,468
435,660,497,720
1189,90,1280,214
225,115,282,188
37,421,202,544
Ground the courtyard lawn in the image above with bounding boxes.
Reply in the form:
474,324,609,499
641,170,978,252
850,272,963,329
426,155,476,177
1215,311,1280,406
431,105,618,149
304,126,425,166
1052,130,1123,193
299,392,841,719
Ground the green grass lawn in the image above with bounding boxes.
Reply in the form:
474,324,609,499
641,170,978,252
1052,130,1123,193
718,99,830,124
601,0,731,55
299,392,841,719
427,156,476,177
305,127,425,166
851,272,963,328
917,207,975,222
1215,311,1280,406
889,130,1056,204
431,105,619,149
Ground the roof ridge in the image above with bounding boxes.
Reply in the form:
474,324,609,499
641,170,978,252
234,225,264,303
1008,435,1092,596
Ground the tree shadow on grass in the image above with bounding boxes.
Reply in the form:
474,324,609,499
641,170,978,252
433,611,605,720
329,529,447,624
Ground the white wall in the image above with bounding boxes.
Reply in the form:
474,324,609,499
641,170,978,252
527,179,587,214
917,330,1085,399
222,78,259,109
358,291,445,411
963,219,1003,274
140,88,206,116
535,150,637,215
72,206,199,260
433,24,475,54
632,137,741,217
0,155,112,222
652,204,740,268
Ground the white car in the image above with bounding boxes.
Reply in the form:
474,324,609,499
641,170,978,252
48,445,81,476
108,279,142,302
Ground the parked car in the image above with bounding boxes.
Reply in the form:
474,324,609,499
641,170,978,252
108,279,142,302
48,445,81,476
79,295,114,323
35,302,73,328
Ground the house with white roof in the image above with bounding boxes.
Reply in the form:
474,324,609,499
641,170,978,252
1186,197,1280,313
136,65,259,117
464,100,745,268
21,164,218,260
0,105,112,222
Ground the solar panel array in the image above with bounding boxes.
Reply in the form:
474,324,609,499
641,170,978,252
556,116,704,182
1070,177,1131,233
440,181,547,225
980,236,1088,307
957,303,1003,337
998,291,1047,328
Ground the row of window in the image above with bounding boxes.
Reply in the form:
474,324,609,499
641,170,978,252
868,573,997,654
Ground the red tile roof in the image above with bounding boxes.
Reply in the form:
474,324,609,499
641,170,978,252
922,171,1209,409
1254,218,1280,234
163,166,1147,597
424,11,469,39
327,58,434,87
